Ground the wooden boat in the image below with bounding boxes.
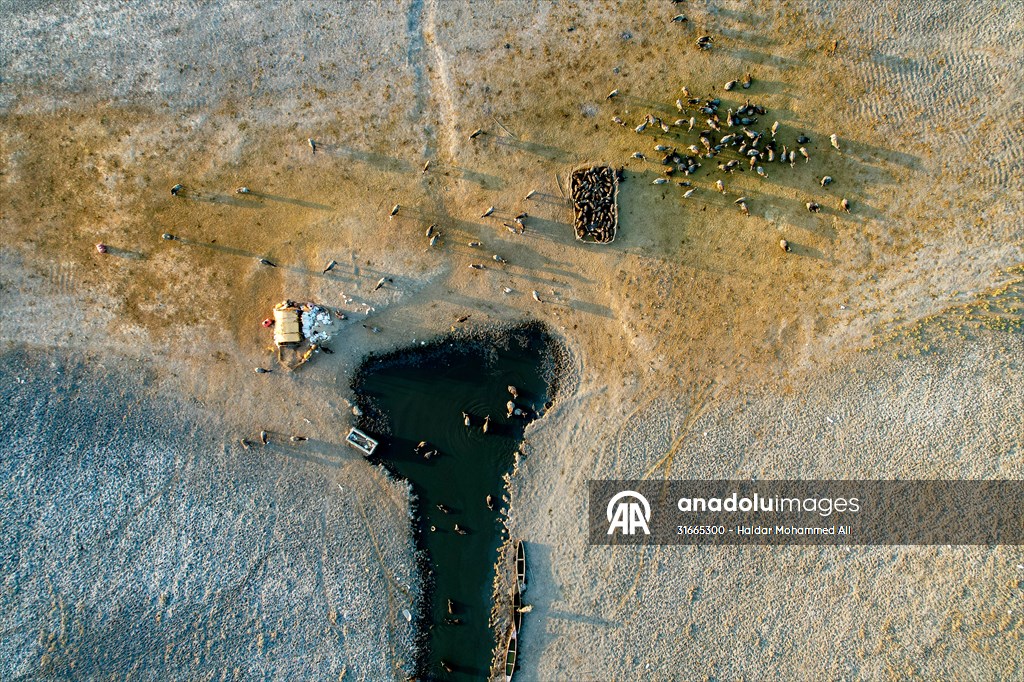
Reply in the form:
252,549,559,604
512,584,523,633
515,540,526,589
345,427,378,456
504,624,518,682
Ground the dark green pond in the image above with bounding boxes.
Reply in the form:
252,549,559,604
353,326,554,680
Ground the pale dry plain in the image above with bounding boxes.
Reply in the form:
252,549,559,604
1,1,1022,680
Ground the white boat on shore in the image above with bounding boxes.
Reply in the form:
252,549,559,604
345,427,378,456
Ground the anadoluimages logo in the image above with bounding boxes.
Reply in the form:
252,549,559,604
606,490,651,535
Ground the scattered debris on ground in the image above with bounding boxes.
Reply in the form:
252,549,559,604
271,300,339,370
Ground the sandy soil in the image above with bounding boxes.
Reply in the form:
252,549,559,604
1,0,1022,679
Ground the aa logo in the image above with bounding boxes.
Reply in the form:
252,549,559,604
606,490,651,535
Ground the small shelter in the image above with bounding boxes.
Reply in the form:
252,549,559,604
273,302,302,347
269,299,337,370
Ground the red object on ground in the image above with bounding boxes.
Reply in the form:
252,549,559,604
262,318,274,328
95,243,107,254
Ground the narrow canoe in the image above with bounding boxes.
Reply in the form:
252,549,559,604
515,540,526,588
512,584,523,633
504,625,518,682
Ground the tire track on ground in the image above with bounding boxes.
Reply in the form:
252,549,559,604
405,0,459,222
643,381,716,480
350,484,410,679
422,0,460,164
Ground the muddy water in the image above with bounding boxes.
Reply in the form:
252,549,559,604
352,326,552,680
